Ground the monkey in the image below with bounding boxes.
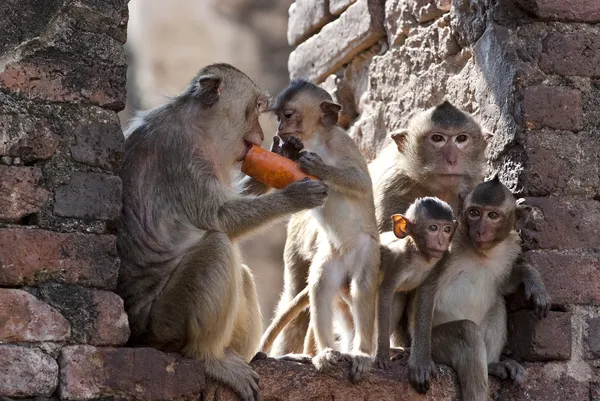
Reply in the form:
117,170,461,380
271,101,492,356
407,176,551,400
268,79,380,382
258,197,457,363
116,64,329,401
375,197,457,370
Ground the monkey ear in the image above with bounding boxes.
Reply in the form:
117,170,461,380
320,101,342,127
192,74,222,107
515,199,533,222
390,129,408,153
392,214,410,239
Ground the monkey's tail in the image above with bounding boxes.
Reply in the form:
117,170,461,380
259,287,310,354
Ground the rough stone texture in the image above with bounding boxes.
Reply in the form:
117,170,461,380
37,283,129,346
329,0,357,15
71,122,124,171
0,345,58,398
288,0,385,83
0,113,60,162
587,317,600,358
517,0,600,22
384,0,417,47
526,250,600,306
411,0,448,23
0,166,50,223
507,311,571,361
287,0,333,46
593,381,600,401
522,86,583,131
53,172,122,220
518,198,600,250
0,289,70,343
59,346,205,400
539,31,600,78
207,358,459,401
0,228,119,289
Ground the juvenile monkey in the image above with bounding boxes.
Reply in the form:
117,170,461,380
375,197,457,369
269,80,380,381
117,64,328,401
407,176,551,400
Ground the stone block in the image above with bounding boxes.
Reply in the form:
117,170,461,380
0,114,60,162
0,166,49,223
329,0,357,15
0,289,70,343
58,346,205,400
289,0,385,83
411,0,447,23
507,311,571,361
384,0,417,47
517,0,600,22
0,228,119,289
53,172,122,220
518,198,600,250
539,32,600,78
587,317,600,358
287,0,333,46
526,250,600,306
522,86,583,131
71,122,124,171
0,345,58,398
38,283,129,346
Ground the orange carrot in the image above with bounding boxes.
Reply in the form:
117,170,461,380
241,144,318,189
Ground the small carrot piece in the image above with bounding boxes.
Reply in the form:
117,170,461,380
241,145,318,189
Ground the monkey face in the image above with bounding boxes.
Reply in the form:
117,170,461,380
463,206,513,250
415,219,457,260
426,131,474,175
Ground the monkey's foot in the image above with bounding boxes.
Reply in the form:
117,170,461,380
350,352,373,382
488,359,526,386
278,353,313,364
375,352,391,370
205,355,261,401
251,351,268,362
312,347,342,373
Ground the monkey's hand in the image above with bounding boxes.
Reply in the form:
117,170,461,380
375,353,391,370
271,136,304,161
298,151,329,178
312,347,342,373
525,281,551,319
408,356,437,393
282,177,328,209
488,359,526,387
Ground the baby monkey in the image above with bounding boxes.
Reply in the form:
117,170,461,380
375,197,457,369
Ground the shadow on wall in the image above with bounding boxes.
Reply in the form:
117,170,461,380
119,0,294,328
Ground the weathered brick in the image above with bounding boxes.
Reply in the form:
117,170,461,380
329,0,357,15
0,345,58,398
53,172,122,220
287,0,334,46
38,283,129,346
587,317,600,358
526,249,600,306
58,346,205,400
0,228,119,288
539,32,600,78
491,363,589,400
289,0,385,83
71,122,123,171
0,166,49,223
517,0,600,22
507,311,571,361
0,114,60,162
593,381,600,401
411,0,447,22
518,198,600,250
522,86,583,131
0,289,70,343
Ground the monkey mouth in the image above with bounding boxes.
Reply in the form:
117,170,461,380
426,249,446,258
239,140,259,161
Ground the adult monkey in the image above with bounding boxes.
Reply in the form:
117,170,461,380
117,63,328,401
271,101,492,356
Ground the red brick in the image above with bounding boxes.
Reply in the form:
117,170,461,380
522,86,583,131
0,228,119,289
58,346,205,400
539,32,600,78
0,114,60,162
53,172,122,221
507,311,571,361
526,249,600,306
587,317,600,358
70,122,123,171
517,0,600,22
0,166,49,223
89,290,129,346
491,363,589,400
329,0,357,15
0,345,58,397
289,0,385,83
287,0,334,46
518,198,600,250
0,289,70,343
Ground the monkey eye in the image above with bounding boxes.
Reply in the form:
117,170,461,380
488,211,500,219
455,134,469,143
443,225,453,233
431,134,445,143
468,209,480,218
428,224,438,232
283,110,294,119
